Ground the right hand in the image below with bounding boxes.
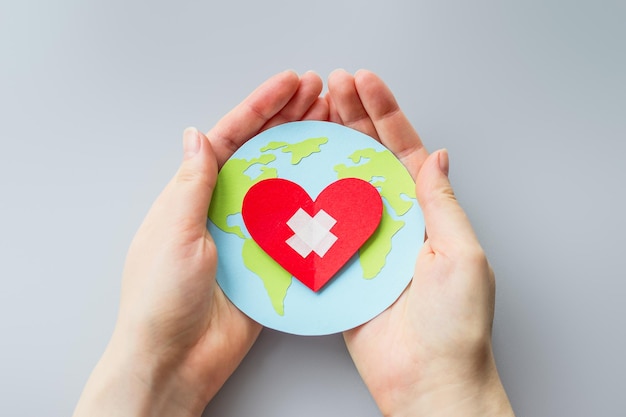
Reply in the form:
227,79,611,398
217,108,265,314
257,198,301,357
73,70,329,417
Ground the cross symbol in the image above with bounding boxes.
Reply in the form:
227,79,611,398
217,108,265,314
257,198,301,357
285,208,338,258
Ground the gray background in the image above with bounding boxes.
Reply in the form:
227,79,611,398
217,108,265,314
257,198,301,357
1,1,625,416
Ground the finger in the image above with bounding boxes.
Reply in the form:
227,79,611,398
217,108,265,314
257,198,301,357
326,92,342,124
416,149,480,255
207,70,300,167
174,129,218,229
151,128,218,242
261,70,324,130
327,69,379,139
302,97,329,121
354,69,428,180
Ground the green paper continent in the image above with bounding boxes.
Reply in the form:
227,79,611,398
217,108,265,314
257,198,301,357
358,204,405,279
336,149,416,215
334,148,415,279
261,137,328,164
242,239,292,316
208,154,277,239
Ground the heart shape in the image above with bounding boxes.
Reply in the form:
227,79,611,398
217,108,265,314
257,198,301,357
242,178,383,292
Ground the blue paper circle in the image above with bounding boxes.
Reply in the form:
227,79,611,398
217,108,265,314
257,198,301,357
207,121,424,335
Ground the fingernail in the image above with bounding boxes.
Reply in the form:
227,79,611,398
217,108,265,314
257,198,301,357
438,149,449,177
304,69,319,75
183,127,200,160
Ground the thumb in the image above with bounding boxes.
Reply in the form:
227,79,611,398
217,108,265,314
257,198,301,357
416,149,479,254
161,127,218,235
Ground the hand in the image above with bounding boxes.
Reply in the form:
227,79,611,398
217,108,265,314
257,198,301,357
73,70,328,417
327,69,514,417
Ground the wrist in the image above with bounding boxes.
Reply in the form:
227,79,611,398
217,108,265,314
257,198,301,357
73,334,205,417
393,370,513,417
384,351,514,417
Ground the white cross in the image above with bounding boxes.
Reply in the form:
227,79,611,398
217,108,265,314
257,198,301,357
285,208,338,258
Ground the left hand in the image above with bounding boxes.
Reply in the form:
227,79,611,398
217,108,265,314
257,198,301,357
73,70,328,417
327,69,513,417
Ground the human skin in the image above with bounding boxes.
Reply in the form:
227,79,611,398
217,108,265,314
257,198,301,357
72,70,329,417
328,69,514,417
72,69,515,417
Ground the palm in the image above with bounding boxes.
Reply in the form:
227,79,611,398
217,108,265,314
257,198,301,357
345,237,495,409
344,286,417,394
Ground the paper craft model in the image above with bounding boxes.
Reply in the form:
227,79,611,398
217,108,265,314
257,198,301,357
242,178,383,292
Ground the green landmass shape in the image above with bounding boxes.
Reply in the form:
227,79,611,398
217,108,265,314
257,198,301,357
335,148,416,216
242,238,292,316
208,154,277,238
261,137,328,164
359,204,404,279
334,148,416,279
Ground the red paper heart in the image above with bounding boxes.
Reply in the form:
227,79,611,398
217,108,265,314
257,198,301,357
242,178,383,292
